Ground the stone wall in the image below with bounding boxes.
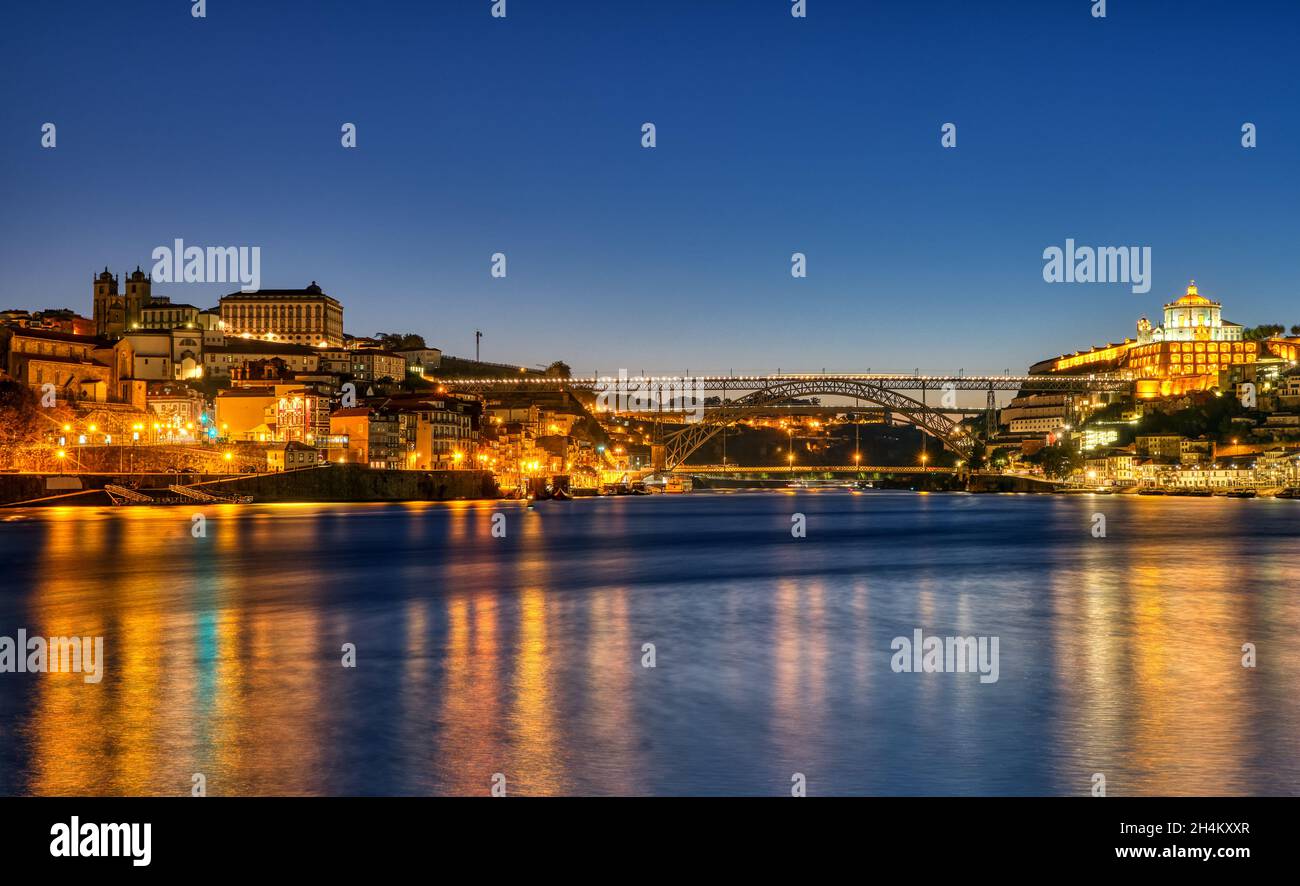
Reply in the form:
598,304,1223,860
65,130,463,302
0,466,498,506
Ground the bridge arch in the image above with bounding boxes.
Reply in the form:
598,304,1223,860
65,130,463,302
662,378,974,470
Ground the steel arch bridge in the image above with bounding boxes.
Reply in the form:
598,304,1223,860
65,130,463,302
662,378,974,470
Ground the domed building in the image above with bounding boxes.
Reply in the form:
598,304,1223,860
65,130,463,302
1141,281,1242,344
1031,281,1300,399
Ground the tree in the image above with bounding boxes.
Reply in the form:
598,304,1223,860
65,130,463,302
0,379,51,445
544,361,572,378
375,332,427,351
1031,443,1083,479
1244,324,1285,341
1291,324,1300,337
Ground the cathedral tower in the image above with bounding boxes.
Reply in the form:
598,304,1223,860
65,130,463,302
92,267,122,338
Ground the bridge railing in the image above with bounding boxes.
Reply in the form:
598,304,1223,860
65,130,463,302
431,372,1130,392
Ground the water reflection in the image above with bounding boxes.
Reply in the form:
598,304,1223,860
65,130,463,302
1,494,1297,795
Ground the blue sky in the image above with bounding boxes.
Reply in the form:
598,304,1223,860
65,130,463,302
2,0,1297,375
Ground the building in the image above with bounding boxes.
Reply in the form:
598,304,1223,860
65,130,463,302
0,326,145,408
274,387,331,444
1136,434,1183,459
121,330,176,381
203,339,321,379
218,282,344,347
396,347,443,375
1080,427,1120,451
139,300,202,330
147,383,208,435
214,388,277,441
214,384,330,443
1032,281,1300,399
92,266,156,338
1084,452,1135,485
1163,466,1259,490
1180,438,1215,465
995,392,1074,444
1008,415,1067,435
378,394,480,470
350,349,406,383
329,407,403,468
267,441,320,472
2,308,95,336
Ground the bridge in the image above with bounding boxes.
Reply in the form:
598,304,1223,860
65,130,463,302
433,372,1127,393
676,464,955,475
433,371,1129,470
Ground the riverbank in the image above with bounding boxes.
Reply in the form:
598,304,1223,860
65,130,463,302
0,465,497,506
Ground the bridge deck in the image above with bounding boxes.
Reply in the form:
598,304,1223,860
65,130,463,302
675,465,956,474
433,373,1128,392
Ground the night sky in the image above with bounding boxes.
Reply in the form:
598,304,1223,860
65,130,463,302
3,0,1297,375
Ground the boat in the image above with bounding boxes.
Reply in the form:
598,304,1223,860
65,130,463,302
664,476,692,494
1138,488,1166,496
787,479,809,489
1276,487,1300,499
550,487,573,501
1226,489,1258,498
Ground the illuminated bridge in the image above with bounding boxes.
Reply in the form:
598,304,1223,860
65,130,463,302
435,371,1128,468
676,464,956,475
434,372,1128,394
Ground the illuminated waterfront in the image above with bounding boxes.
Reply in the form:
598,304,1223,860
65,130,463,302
1,492,1298,796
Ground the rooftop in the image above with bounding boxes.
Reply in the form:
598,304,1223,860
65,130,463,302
207,339,318,355
1167,280,1219,308
219,282,339,303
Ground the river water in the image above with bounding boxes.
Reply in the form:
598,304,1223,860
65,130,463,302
1,491,1297,796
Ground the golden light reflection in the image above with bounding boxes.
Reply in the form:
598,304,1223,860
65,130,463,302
1051,529,1252,795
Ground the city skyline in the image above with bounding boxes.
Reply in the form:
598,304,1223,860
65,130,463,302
4,1,1299,374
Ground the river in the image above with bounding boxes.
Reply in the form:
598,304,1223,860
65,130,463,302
1,491,1297,795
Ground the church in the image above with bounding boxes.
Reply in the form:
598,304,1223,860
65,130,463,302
1031,281,1300,399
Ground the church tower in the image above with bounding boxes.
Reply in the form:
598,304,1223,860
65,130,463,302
124,265,152,330
92,267,122,338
